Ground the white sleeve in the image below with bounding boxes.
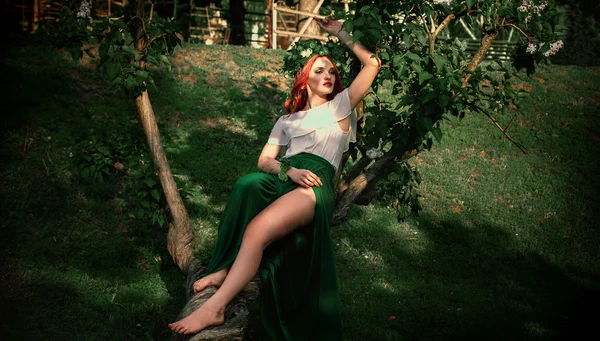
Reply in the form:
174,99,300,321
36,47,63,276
267,117,289,146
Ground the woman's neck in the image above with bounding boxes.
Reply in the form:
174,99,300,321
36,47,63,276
303,92,328,111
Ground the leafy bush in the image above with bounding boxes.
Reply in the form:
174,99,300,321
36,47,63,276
71,131,168,227
376,162,423,220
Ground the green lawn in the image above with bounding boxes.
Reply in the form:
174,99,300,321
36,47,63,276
1,40,598,340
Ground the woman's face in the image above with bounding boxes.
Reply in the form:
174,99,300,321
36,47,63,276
306,57,336,97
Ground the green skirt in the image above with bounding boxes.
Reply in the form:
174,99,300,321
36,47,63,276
204,152,343,341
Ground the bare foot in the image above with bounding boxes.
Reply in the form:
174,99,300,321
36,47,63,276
168,304,225,335
193,267,229,293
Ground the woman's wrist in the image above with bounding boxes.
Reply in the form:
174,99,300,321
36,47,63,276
278,160,292,182
336,29,353,45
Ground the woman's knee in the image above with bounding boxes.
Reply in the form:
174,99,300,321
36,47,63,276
241,220,270,250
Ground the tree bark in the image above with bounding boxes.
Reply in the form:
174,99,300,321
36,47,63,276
462,29,499,88
134,92,199,273
170,279,261,341
332,149,419,225
332,153,394,224
298,0,321,36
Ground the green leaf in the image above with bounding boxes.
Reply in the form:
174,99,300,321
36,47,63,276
157,214,165,227
403,33,413,48
419,71,433,85
411,61,423,73
406,52,423,62
431,126,442,143
364,114,377,131
433,54,446,71
159,55,171,71
151,189,160,201
69,47,83,61
136,70,148,83
344,20,354,33
369,28,381,40
99,43,109,63
353,30,364,42
354,17,365,27
106,62,120,81
144,178,156,187
439,94,450,108
466,0,476,9
125,77,138,92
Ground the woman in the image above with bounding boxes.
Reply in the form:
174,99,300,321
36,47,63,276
169,16,380,339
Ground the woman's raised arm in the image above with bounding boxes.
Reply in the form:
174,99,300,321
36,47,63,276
315,16,381,109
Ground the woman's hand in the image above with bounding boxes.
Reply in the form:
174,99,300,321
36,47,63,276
315,15,343,36
288,167,323,188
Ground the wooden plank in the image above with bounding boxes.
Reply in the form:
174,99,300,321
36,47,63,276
276,6,327,19
274,30,328,41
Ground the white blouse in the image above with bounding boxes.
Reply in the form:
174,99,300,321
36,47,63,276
268,89,357,170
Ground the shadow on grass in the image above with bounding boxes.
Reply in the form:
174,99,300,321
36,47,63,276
0,40,288,340
334,203,599,341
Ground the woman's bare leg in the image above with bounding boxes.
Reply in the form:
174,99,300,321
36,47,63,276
168,186,317,335
193,266,230,293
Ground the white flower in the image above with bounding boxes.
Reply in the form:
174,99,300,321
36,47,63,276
550,40,564,51
300,49,313,58
518,0,548,16
366,148,384,159
77,0,91,19
526,43,537,54
542,40,563,57
433,0,453,6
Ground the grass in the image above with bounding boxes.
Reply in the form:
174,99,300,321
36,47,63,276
1,38,599,340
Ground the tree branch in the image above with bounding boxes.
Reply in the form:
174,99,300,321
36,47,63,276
475,104,527,154
505,23,529,39
430,13,456,54
432,13,456,38
461,29,499,88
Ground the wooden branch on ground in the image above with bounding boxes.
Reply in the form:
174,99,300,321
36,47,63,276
475,105,527,154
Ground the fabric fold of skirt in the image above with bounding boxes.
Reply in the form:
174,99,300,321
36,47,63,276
203,152,343,341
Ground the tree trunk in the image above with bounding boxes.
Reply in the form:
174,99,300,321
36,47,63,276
332,149,419,225
129,1,258,338
229,0,247,45
333,153,395,224
135,91,198,272
298,0,321,36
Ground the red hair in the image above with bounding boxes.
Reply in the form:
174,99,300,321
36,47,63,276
284,55,343,114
